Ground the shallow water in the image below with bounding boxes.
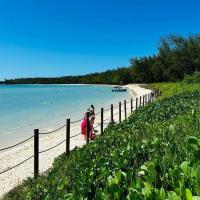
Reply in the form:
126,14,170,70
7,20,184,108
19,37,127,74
0,84,133,147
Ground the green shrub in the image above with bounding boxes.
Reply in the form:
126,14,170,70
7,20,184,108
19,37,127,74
3,86,200,200
183,73,200,84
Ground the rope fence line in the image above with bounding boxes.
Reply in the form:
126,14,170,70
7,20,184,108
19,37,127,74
126,105,132,110
104,107,111,112
69,106,106,125
0,90,160,178
103,116,111,122
39,139,66,154
70,118,82,124
0,155,34,175
0,135,34,152
113,112,120,117
39,124,66,135
93,123,101,129
70,132,81,139
113,104,119,109
95,110,101,116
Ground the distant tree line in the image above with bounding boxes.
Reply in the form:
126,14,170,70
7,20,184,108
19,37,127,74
2,34,200,85
3,68,132,85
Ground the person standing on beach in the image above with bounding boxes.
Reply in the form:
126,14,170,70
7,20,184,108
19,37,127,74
89,105,95,125
81,110,96,140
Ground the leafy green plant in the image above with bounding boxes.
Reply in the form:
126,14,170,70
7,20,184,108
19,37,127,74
3,83,200,200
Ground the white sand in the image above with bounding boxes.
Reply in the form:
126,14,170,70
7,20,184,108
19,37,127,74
0,84,152,198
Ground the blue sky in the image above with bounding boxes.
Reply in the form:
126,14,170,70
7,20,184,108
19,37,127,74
0,0,200,80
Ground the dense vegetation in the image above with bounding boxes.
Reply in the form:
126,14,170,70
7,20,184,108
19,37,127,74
4,82,200,199
2,34,200,84
3,67,132,85
183,73,200,84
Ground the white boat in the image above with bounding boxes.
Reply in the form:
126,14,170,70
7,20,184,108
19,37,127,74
112,86,127,92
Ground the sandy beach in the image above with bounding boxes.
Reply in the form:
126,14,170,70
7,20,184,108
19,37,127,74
0,84,152,198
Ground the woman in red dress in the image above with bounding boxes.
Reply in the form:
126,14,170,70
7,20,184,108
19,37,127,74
81,111,96,140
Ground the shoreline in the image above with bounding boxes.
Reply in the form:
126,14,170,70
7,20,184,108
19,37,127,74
0,84,120,149
0,84,151,198
0,83,117,86
124,84,152,97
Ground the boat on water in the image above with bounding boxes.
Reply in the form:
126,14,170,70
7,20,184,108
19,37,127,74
112,86,127,92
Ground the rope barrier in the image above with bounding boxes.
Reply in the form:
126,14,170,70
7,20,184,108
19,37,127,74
70,109,102,125
0,136,34,152
69,98,138,125
95,111,101,116
113,104,119,109
113,112,119,117
39,139,66,154
103,116,111,122
70,118,82,124
121,109,125,113
93,124,101,129
126,105,132,110
103,122,111,125
0,95,153,177
70,132,81,139
104,108,111,112
0,155,34,175
39,124,66,135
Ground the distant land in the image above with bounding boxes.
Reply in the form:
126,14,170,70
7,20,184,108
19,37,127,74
1,34,200,85
1,67,132,85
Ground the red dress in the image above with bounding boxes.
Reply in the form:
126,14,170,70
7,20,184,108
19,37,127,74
81,118,96,140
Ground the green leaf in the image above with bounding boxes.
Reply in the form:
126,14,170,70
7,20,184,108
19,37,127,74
185,188,192,200
169,124,175,133
187,136,198,145
142,182,152,198
167,191,182,200
192,196,200,200
127,188,139,200
159,187,166,200
141,164,148,171
180,161,190,174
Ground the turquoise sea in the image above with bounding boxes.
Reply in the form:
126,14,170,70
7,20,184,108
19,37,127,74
0,84,133,147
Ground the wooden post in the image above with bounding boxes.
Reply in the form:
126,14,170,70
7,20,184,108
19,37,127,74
131,98,133,113
124,100,127,119
101,108,103,134
66,119,70,156
111,104,114,123
140,96,142,107
136,97,138,110
142,95,144,106
34,129,39,179
150,92,152,103
158,89,161,97
154,89,157,99
119,102,121,123
86,112,90,144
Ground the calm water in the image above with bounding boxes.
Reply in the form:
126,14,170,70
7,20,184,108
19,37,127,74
0,84,133,146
